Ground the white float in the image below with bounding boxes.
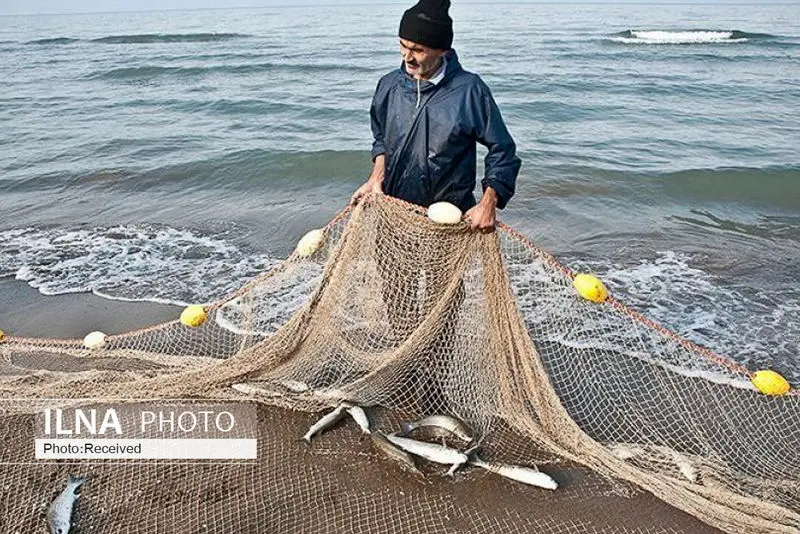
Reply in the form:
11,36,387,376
296,229,325,257
426,202,462,225
83,331,107,350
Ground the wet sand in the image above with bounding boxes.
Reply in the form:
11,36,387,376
0,281,724,533
0,277,181,339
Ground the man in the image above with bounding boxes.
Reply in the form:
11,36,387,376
351,0,521,233
348,1,520,413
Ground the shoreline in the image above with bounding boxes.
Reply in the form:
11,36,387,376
0,277,181,339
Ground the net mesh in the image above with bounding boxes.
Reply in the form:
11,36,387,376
1,194,798,534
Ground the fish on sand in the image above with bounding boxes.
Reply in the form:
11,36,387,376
302,404,348,444
47,473,88,534
386,433,472,476
370,431,421,474
400,414,473,442
343,404,371,434
470,458,558,490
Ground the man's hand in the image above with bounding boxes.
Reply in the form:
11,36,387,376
464,188,498,233
351,155,386,205
351,178,383,205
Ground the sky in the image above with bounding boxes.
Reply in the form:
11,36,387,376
1,0,797,17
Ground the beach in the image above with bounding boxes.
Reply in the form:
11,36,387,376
0,278,180,339
1,2,798,532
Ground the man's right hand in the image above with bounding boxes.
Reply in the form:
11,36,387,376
351,155,386,205
350,177,383,205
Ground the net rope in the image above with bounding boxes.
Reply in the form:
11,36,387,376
1,194,797,534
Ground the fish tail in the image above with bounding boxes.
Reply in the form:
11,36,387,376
68,473,89,492
444,463,461,477
464,445,482,462
399,421,414,435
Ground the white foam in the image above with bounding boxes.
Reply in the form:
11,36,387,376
0,225,276,306
215,262,324,336
508,250,799,385
611,31,747,45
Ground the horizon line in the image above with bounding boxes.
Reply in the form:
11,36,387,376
2,1,799,19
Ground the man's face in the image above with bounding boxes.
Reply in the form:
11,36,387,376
399,38,446,80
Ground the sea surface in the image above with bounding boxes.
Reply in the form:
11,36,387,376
0,4,798,380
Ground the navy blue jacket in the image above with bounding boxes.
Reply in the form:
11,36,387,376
370,50,521,211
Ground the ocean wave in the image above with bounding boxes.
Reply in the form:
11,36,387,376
513,250,799,383
609,30,775,45
23,33,249,47
91,33,250,44
127,149,369,191
0,225,275,306
0,150,371,195
87,61,376,81
536,165,800,210
590,251,799,381
26,37,81,45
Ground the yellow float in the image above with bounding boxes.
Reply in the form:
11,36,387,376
180,305,207,327
0,329,5,342
751,370,791,396
572,273,608,303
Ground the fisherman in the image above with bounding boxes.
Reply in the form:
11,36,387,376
351,0,521,232
349,1,521,414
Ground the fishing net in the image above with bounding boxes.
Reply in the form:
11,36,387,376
1,194,798,534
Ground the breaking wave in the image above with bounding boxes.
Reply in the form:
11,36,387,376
609,30,775,45
0,225,275,306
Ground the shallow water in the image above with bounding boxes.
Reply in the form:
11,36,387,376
0,4,798,379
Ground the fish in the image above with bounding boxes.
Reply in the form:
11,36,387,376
400,414,473,442
47,473,88,534
231,382,283,397
276,379,310,393
608,443,646,461
344,405,371,434
470,458,558,490
385,433,470,476
370,432,421,474
302,404,347,444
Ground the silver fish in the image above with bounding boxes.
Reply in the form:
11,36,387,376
400,414,473,442
370,432,421,473
302,404,347,443
47,473,88,534
231,382,283,398
277,379,310,393
386,434,469,476
470,458,558,490
345,405,371,434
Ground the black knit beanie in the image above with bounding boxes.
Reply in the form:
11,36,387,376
399,0,453,51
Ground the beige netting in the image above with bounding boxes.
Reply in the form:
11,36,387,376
1,194,798,534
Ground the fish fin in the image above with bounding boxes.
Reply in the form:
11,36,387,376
444,462,462,477
399,421,413,435
464,446,482,462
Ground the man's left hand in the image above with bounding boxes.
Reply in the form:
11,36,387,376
464,188,498,233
